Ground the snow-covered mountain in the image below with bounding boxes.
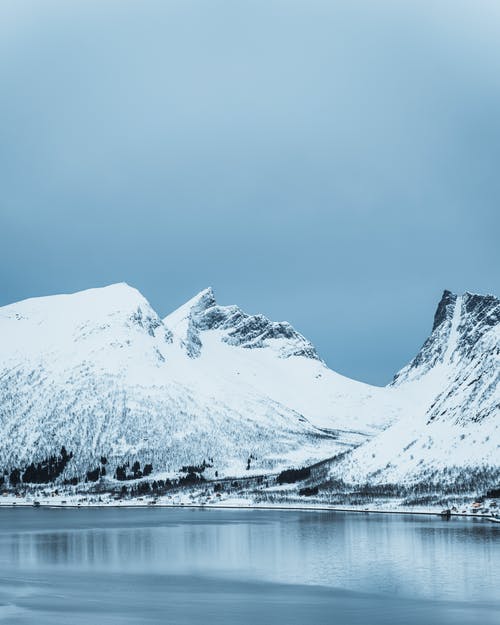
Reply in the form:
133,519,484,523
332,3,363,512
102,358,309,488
330,290,499,487
0,284,498,492
0,283,403,484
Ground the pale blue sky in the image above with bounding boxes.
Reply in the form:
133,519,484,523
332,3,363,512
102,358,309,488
1,0,499,384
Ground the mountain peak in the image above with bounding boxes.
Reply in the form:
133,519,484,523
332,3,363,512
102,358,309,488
392,288,499,386
432,290,498,332
432,290,457,332
0,282,150,320
163,287,215,330
431,289,499,336
462,291,499,320
189,287,217,310
163,288,321,361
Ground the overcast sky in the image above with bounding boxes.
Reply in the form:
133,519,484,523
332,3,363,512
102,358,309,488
1,0,499,384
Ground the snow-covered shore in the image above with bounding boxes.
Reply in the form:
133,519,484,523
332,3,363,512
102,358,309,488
2,492,499,524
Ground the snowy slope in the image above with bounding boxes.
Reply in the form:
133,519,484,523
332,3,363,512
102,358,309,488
330,291,500,486
0,283,404,484
163,288,404,435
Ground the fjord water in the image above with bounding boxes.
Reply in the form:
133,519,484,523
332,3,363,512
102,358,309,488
0,508,498,624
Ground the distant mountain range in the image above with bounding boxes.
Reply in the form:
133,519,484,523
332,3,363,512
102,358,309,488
0,284,498,498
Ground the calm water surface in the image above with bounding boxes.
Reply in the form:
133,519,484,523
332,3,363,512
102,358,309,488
0,507,498,624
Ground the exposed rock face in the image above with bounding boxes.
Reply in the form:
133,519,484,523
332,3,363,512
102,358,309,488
391,290,499,425
432,289,457,332
393,291,499,390
164,288,320,361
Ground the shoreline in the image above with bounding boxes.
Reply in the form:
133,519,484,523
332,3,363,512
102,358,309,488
1,500,498,522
